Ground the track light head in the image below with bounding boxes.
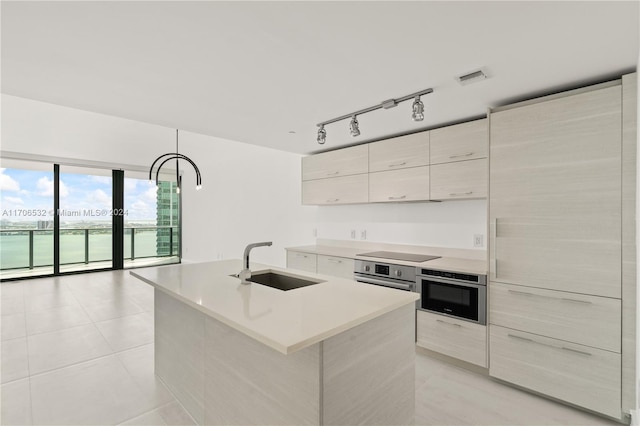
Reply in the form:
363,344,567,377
317,125,326,144
412,96,425,122
196,184,202,191
349,116,360,137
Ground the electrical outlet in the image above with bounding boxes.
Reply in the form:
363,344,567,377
350,230,356,239
473,234,484,248
217,253,224,260
360,230,367,240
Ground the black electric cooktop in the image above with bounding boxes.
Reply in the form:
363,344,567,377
357,251,441,263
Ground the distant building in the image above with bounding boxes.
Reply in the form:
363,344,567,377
156,181,178,256
37,220,54,230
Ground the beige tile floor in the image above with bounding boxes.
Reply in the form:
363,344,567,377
1,270,622,425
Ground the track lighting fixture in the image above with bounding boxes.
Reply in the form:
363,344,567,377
316,87,433,144
412,96,425,122
349,115,360,137
148,129,202,194
317,125,326,144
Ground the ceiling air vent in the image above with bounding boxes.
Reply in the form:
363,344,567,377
456,69,488,86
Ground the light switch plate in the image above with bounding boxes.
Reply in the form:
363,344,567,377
350,230,356,239
360,230,367,240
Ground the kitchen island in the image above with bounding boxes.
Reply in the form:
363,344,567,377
131,259,419,425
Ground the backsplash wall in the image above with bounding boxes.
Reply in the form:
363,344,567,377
315,200,487,250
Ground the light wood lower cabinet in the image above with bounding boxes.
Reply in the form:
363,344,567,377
369,166,429,203
286,251,317,273
490,282,621,353
416,310,486,367
317,255,354,280
302,174,368,205
490,325,621,419
430,158,487,200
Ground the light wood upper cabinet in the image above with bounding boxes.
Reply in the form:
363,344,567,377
369,166,429,203
430,119,487,165
302,174,368,205
302,144,368,181
430,158,487,201
369,131,429,172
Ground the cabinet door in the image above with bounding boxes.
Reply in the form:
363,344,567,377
490,325,621,419
317,255,354,280
490,282,621,352
369,132,429,172
302,174,368,205
490,85,622,297
369,166,429,203
430,159,487,200
302,144,368,181
416,310,486,367
286,251,317,273
430,119,487,165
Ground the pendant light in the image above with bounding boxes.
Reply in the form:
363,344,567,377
148,129,202,193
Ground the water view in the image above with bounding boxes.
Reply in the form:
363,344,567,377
0,166,180,277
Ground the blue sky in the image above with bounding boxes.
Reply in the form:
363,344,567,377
0,168,159,223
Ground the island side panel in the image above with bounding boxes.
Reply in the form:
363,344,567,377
203,317,321,425
155,289,206,424
322,304,416,425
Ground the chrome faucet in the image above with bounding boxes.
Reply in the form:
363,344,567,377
239,241,273,285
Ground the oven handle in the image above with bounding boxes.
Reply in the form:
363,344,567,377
416,276,485,289
355,275,414,291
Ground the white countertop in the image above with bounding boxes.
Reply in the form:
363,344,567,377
131,260,418,355
286,245,488,275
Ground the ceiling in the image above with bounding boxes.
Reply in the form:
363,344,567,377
2,1,638,155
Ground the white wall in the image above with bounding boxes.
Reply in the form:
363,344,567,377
314,200,487,250
1,94,486,270
1,95,317,267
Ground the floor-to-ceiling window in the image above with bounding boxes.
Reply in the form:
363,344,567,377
123,171,180,268
0,159,181,280
58,166,114,273
0,160,55,278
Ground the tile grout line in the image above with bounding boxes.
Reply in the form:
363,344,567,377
22,281,35,425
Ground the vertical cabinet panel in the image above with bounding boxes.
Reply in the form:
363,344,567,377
489,85,622,297
489,83,624,419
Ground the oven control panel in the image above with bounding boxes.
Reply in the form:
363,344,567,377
354,260,416,282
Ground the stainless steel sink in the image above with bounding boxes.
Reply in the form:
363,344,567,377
231,271,324,291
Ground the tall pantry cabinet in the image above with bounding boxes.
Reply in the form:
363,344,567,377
488,74,637,421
